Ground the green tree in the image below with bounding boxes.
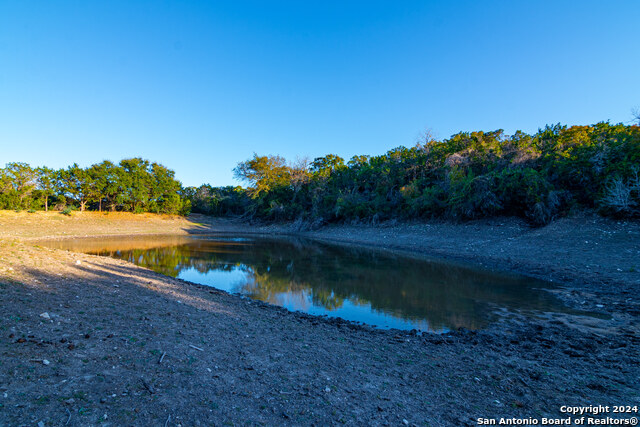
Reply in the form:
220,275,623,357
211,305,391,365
310,154,345,175
3,163,38,209
36,166,57,211
58,164,92,211
87,160,122,212
149,162,183,214
233,154,292,199
119,158,152,212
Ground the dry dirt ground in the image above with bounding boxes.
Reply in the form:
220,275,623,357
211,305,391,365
0,211,638,426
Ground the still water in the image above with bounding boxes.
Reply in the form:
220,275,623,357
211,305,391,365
45,234,585,332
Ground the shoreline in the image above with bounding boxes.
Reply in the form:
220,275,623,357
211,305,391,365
17,211,640,327
185,213,640,317
1,211,638,425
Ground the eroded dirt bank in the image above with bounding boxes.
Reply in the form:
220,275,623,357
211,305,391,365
0,211,638,426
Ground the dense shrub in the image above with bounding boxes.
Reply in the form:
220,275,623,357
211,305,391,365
188,121,640,226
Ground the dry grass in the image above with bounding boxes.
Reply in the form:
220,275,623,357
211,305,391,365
0,210,204,240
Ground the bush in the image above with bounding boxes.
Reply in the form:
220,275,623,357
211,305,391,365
404,184,447,218
174,122,640,225
179,199,192,216
599,167,640,217
493,168,565,225
61,207,73,216
447,169,501,219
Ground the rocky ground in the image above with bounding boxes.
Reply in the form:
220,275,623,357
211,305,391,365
0,211,638,426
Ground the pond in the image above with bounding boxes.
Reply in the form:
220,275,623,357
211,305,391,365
44,234,588,332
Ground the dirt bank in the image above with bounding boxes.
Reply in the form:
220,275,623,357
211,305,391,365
0,211,200,241
0,211,638,426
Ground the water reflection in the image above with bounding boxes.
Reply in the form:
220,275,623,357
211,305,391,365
44,235,585,332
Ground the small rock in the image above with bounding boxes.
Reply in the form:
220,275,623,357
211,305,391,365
596,304,604,308
403,419,409,426
324,387,331,393
39,312,51,320
42,359,50,365
64,398,75,405
75,260,82,265
38,422,45,427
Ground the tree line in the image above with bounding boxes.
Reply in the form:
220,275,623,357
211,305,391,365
0,158,191,215
185,122,640,225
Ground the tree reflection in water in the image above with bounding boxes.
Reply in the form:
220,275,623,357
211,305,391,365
45,235,587,332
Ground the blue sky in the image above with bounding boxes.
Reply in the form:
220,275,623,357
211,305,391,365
1,1,639,186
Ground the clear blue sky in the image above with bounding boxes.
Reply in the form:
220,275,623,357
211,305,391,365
1,1,639,187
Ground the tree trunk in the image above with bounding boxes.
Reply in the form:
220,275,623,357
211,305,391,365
99,199,102,212
44,197,48,212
